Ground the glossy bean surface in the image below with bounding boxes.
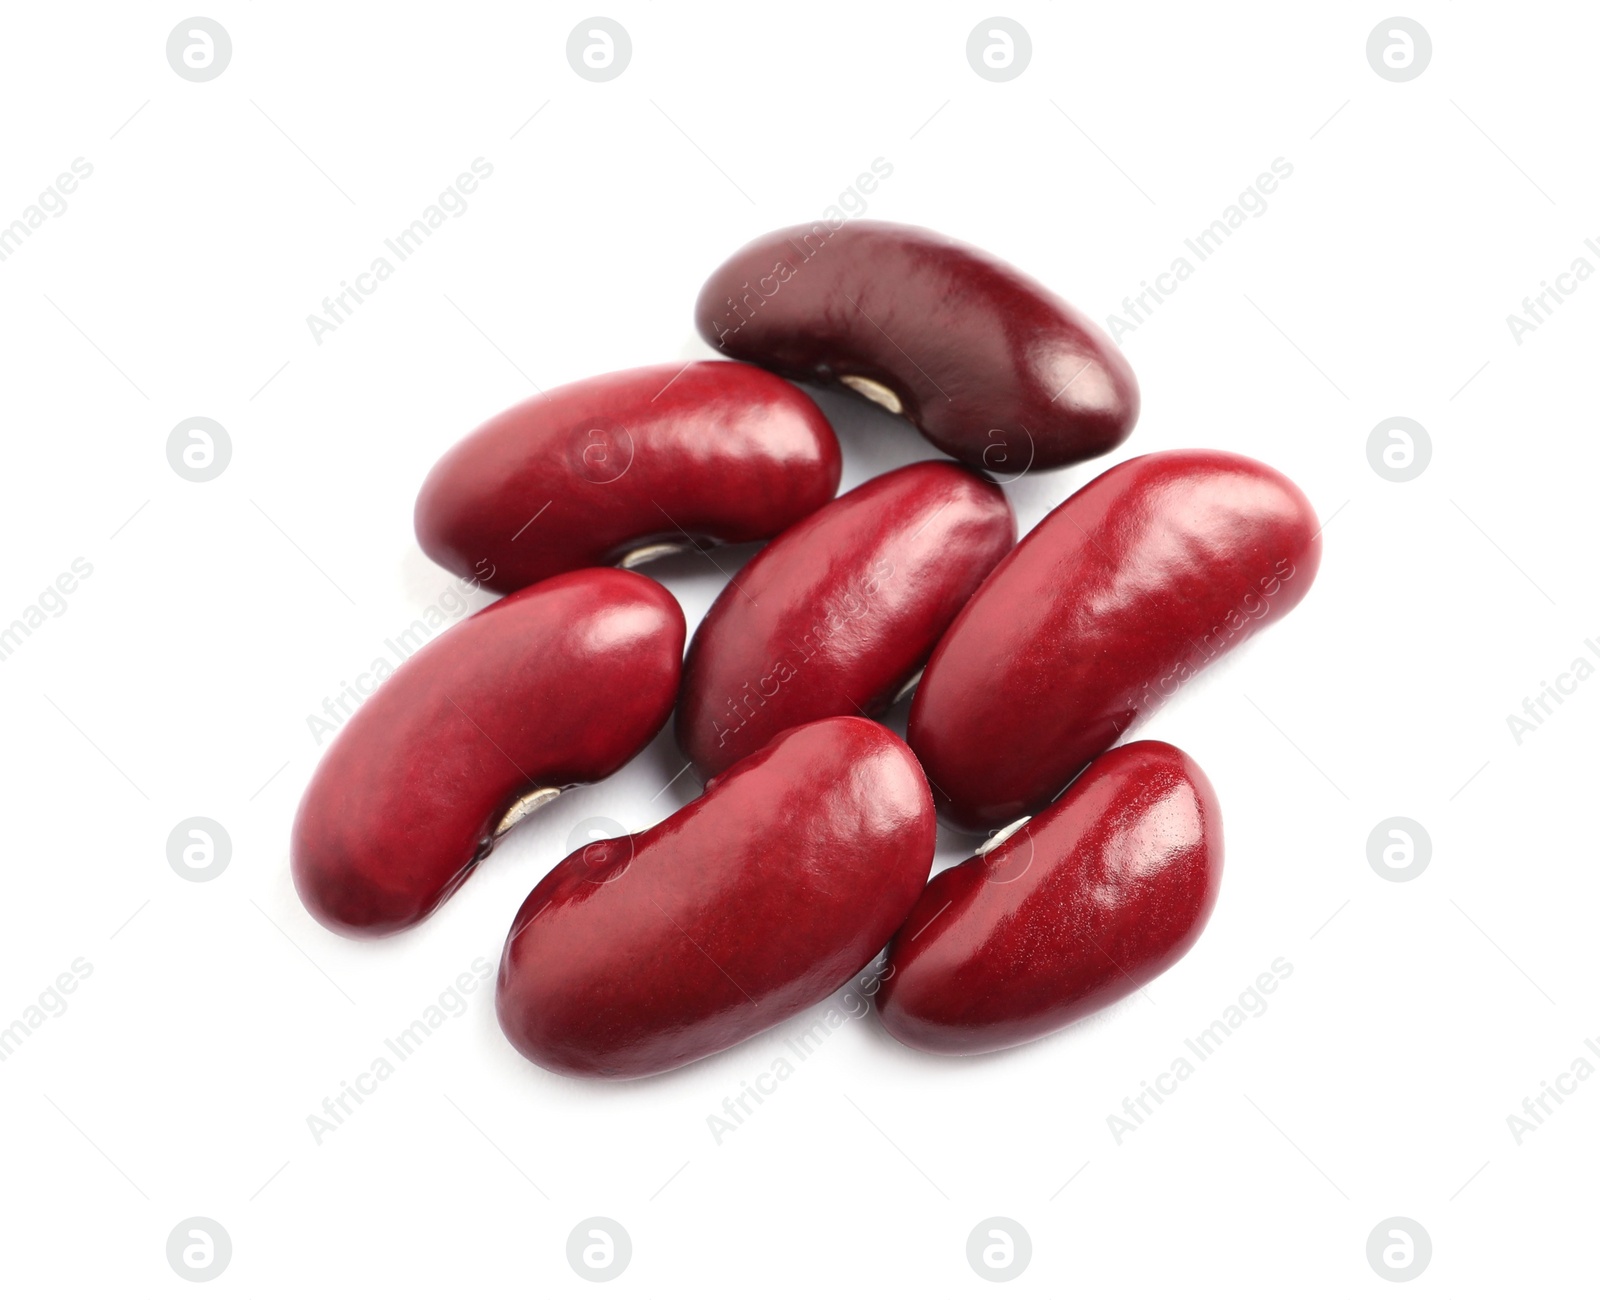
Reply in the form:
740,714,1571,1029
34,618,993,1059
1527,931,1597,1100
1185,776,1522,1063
676,461,1015,779
415,361,840,594
909,450,1320,831
695,220,1138,472
292,570,684,936
875,741,1222,1055
496,717,935,1078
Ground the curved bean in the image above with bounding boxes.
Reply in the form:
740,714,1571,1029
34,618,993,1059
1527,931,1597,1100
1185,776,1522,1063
496,716,935,1078
695,220,1138,472
676,460,1015,779
875,741,1222,1055
291,569,684,936
415,361,840,594
909,450,1320,830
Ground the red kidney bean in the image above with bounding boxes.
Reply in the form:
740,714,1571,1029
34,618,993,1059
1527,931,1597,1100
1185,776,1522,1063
292,570,684,937
496,716,935,1078
414,361,841,595
875,740,1222,1055
909,450,1320,831
694,220,1139,473
676,461,1016,780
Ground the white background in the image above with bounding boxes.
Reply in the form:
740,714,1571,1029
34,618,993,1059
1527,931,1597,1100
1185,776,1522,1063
1,2,1593,1293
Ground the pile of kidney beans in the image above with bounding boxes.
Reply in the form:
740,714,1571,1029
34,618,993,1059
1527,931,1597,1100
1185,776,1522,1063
292,221,1321,1079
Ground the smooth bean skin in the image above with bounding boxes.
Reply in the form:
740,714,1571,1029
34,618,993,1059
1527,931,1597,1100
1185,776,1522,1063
496,717,936,1078
291,570,684,937
676,461,1016,780
875,741,1222,1055
909,450,1321,831
694,220,1138,472
414,361,841,595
